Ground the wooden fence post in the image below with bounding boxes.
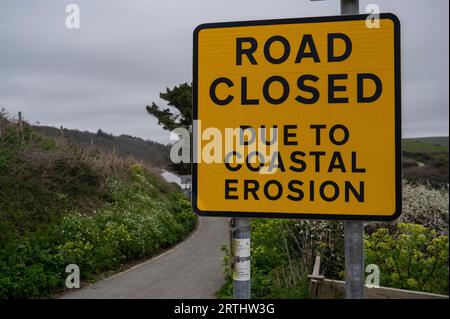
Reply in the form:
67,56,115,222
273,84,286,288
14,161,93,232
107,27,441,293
18,111,23,134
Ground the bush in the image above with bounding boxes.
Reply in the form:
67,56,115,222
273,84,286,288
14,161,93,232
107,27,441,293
365,223,449,295
0,167,196,298
218,179,449,299
219,219,344,299
220,218,448,298
0,113,196,298
367,181,449,235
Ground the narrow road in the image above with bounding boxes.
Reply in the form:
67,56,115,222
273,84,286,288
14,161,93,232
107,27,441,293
61,217,229,299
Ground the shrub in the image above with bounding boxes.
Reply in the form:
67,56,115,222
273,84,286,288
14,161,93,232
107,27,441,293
218,179,449,299
0,166,196,298
219,219,343,299
0,113,196,298
365,223,449,295
367,181,449,235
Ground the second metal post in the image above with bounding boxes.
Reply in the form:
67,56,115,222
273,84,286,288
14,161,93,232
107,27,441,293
344,221,365,299
341,0,365,300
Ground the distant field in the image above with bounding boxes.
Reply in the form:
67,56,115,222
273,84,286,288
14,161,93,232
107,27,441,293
402,136,449,153
401,136,448,183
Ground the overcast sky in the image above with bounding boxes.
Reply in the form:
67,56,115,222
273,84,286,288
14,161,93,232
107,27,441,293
0,0,448,144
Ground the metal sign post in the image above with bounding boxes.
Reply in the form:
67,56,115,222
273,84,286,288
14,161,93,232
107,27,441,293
344,220,365,298
341,0,359,15
232,217,251,299
340,0,365,300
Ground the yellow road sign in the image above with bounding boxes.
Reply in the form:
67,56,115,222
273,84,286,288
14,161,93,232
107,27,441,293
193,14,401,220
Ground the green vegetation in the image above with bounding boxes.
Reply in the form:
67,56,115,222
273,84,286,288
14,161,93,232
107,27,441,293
213,131,449,299
219,181,448,298
366,223,448,294
0,112,196,298
402,137,448,153
34,125,171,169
146,83,192,175
402,137,449,184
218,219,345,299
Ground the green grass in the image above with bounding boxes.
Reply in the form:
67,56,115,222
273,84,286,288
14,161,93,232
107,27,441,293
402,136,449,153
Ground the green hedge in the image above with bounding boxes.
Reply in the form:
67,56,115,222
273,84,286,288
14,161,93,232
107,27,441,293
219,220,448,298
365,223,448,295
0,166,196,298
218,219,315,299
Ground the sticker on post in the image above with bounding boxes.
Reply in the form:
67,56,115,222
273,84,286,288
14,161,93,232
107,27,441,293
233,259,250,281
233,238,250,258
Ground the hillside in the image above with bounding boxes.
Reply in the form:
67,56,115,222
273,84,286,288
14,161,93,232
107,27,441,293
32,126,449,184
402,136,449,184
0,112,195,298
402,136,449,153
34,125,171,170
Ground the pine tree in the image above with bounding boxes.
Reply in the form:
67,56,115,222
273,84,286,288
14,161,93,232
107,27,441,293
146,83,192,175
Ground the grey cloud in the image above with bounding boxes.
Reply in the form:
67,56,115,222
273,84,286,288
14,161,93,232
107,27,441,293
0,0,448,144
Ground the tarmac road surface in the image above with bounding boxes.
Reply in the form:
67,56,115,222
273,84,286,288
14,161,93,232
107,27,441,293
60,217,229,299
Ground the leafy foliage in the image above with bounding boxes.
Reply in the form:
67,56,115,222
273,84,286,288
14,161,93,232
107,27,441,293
365,223,449,295
219,180,449,298
0,116,112,243
0,112,196,298
146,83,192,131
219,219,344,299
0,167,196,298
146,83,192,175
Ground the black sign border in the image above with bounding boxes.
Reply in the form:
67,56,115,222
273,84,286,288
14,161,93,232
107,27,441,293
192,13,402,221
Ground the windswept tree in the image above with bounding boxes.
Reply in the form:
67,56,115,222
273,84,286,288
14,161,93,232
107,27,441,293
146,83,192,175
